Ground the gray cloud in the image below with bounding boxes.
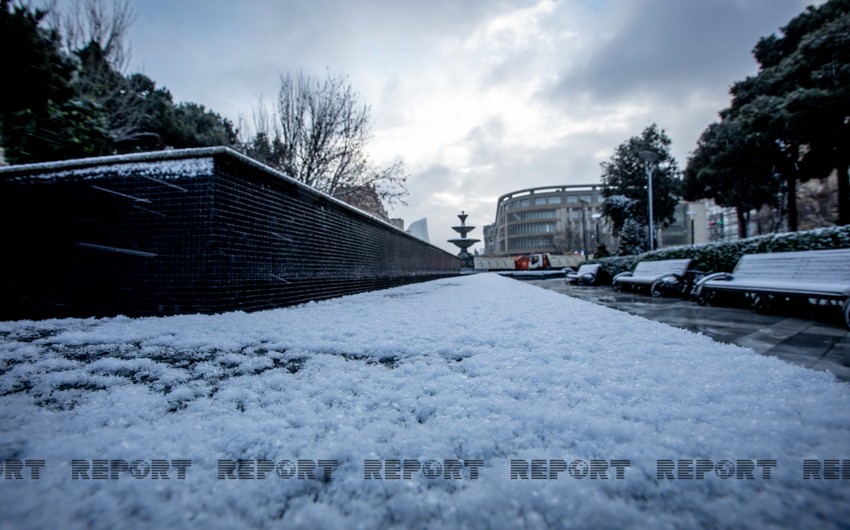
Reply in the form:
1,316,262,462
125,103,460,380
544,0,810,105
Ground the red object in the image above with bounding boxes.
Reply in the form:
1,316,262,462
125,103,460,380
514,255,530,270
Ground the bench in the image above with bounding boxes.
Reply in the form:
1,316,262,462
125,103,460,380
612,258,692,297
694,249,850,328
566,264,601,285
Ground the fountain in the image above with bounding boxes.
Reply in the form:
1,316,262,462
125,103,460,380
447,211,480,270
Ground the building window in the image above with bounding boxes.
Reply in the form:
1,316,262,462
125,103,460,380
534,197,547,206
508,236,553,250
509,210,556,221
508,222,556,235
547,196,562,205
520,199,530,207
566,196,578,204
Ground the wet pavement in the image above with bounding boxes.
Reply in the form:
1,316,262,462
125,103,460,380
526,278,850,383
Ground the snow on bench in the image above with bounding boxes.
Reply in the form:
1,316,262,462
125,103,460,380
566,263,601,285
695,248,850,328
612,258,692,297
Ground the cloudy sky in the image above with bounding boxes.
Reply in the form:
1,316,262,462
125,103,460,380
92,0,817,253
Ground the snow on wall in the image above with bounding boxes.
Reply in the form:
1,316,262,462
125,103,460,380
0,273,848,529
2,157,215,182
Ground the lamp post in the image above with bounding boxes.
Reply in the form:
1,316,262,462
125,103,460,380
638,150,659,251
591,212,602,252
579,200,589,260
687,210,696,245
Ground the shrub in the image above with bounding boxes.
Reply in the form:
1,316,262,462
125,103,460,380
591,225,850,281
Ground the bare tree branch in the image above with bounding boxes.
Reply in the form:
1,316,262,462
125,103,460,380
241,72,408,214
50,0,134,72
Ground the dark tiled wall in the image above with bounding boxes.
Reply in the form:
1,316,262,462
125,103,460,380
0,153,459,319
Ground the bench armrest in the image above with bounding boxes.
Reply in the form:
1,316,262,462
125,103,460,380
695,272,732,286
580,272,596,285
613,272,633,281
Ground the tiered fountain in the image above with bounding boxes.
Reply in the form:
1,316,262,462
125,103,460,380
447,211,480,270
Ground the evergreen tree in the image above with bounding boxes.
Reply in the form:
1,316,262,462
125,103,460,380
684,106,783,238
1,0,237,163
617,218,647,256
687,0,850,228
0,0,111,163
600,124,682,242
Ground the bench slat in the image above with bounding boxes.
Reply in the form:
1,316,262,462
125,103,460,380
703,249,850,298
616,259,691,286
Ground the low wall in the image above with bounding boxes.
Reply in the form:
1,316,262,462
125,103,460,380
0,148,460,319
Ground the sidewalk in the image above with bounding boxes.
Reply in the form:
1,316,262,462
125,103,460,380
528,278,850,382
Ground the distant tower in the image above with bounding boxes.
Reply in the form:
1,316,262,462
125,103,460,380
406,218,430,243
448,211,480,269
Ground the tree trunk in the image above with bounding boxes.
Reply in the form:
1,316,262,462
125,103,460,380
736,208,748,239
786,175,798,232
838,161,850,226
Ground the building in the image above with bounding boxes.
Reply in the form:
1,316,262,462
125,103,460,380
484,185,612,256
332,184,390,221
406,218,430,243
485,178,843,255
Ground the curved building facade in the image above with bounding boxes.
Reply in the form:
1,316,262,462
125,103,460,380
484,185,612,256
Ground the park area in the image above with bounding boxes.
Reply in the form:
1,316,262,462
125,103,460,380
1,273,849,529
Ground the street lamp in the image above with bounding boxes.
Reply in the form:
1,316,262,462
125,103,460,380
639,150,659,251
579,199,589,261
591,212,602,252
687,210,696,245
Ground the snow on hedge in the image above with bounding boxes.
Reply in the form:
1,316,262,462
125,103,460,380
1,273,848,529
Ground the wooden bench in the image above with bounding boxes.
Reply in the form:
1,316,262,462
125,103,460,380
566,264,601,285
612,258,692,297
694,249,850,328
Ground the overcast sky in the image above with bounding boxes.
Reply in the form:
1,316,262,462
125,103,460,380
97,0,817,253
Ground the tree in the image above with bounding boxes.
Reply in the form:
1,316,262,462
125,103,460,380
782,10,850,225
600,124,682,245
691,0,850,228
1,0,72,118
107,74,238,152
684,102,784,238
241,72,408,210
0,0,112,163
50,0,152,148
1,0,237,163
50,0,134,73
167,103,238,149
618,218,647,256
3,98,111,163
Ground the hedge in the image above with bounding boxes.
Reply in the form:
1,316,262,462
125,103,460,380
591,225,850,281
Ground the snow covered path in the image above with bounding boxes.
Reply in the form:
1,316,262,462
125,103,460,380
1,273,849,529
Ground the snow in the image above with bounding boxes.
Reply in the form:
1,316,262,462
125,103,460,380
1,157,215,182
1,273,849,529
0,147,227,177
